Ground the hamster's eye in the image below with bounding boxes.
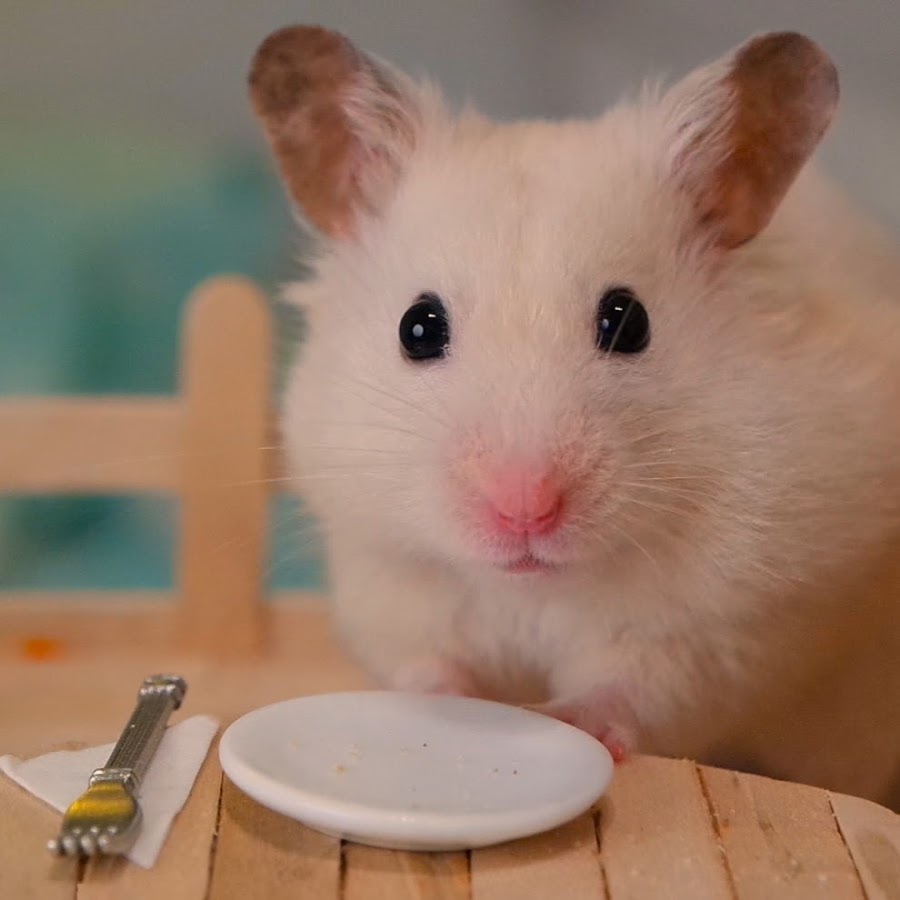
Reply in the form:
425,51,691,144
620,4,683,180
596,287,650,353
399,293,450,361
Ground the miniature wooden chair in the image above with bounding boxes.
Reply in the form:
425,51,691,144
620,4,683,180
0,276,279,661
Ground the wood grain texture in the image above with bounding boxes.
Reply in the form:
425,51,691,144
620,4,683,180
176,275,273,659
0,600,370,759
78,735,222,900
0,773,79,900
471,812,604,900
699,765,865,900
3,749,892,900
207,777,341,900
830,790,900,900
0,396,282,495
0,275,284,667
598,756,734,900
343,844,469,900
0,593,336,662
0,595,178,661
0,397,182,493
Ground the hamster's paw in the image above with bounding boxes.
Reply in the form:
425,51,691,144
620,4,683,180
528,689,638,762
389,656,478,698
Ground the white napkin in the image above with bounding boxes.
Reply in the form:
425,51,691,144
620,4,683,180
0,714,219,869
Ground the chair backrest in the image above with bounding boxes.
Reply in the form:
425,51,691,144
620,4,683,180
0,276,284,661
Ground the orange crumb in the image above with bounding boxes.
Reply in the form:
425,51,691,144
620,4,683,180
20,637,65,662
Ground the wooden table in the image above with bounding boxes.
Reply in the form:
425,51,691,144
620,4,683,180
2,609,898,900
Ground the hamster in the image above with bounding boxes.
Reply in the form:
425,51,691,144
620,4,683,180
248,26,900,808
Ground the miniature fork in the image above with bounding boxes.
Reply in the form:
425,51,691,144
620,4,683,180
47,674,187,858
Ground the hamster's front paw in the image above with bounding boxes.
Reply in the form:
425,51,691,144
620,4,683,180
389,656,478,698
528,688,638,762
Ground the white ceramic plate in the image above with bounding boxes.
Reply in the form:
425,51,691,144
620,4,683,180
219,691,613,851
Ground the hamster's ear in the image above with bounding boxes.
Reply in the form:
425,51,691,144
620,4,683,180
248,26,420,239
664,32,838,249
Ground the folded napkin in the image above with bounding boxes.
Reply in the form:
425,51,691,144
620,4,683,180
0,714,219,869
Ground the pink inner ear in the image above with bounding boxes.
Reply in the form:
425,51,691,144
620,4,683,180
248,26,367,237
677,32,838,249
248,25,417,239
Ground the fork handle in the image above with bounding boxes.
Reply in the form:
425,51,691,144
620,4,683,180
91,675,187,792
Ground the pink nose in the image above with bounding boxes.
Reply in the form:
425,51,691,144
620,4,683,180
483,468,564,536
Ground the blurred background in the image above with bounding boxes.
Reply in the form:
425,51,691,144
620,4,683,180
3,1,899,594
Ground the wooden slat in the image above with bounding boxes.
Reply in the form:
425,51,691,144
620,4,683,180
828,791,900,900
343,845,468,900
699,765,866,900
598,756,734,900
0,772,79,900
207,777,341,900
176,275,272,659
3,745,898,899
78,736,222,900
0,592,330,660
0,397,183,492
0,397,283,494
471,812,603,900
0,594,178,660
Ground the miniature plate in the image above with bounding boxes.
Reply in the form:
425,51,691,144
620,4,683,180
219,691,613,851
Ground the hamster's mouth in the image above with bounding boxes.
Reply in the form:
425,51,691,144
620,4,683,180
502,553,557,575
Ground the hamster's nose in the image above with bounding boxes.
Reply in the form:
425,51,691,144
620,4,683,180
483,468,564,536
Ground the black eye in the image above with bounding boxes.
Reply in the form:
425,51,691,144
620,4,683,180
399,292,450,361
596,286,650,353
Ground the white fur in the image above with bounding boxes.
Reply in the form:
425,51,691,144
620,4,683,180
279,49,900,806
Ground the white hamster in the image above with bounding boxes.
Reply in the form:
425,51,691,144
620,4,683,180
249,26,900,807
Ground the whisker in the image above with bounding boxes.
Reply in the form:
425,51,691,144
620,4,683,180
287,443,419,456
618,497,705,521
618,458,734,478
620,473,718,484
298,418,441,445
322,370,450,433
283,472,408,483
604,518,662,577
616,480,720,502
